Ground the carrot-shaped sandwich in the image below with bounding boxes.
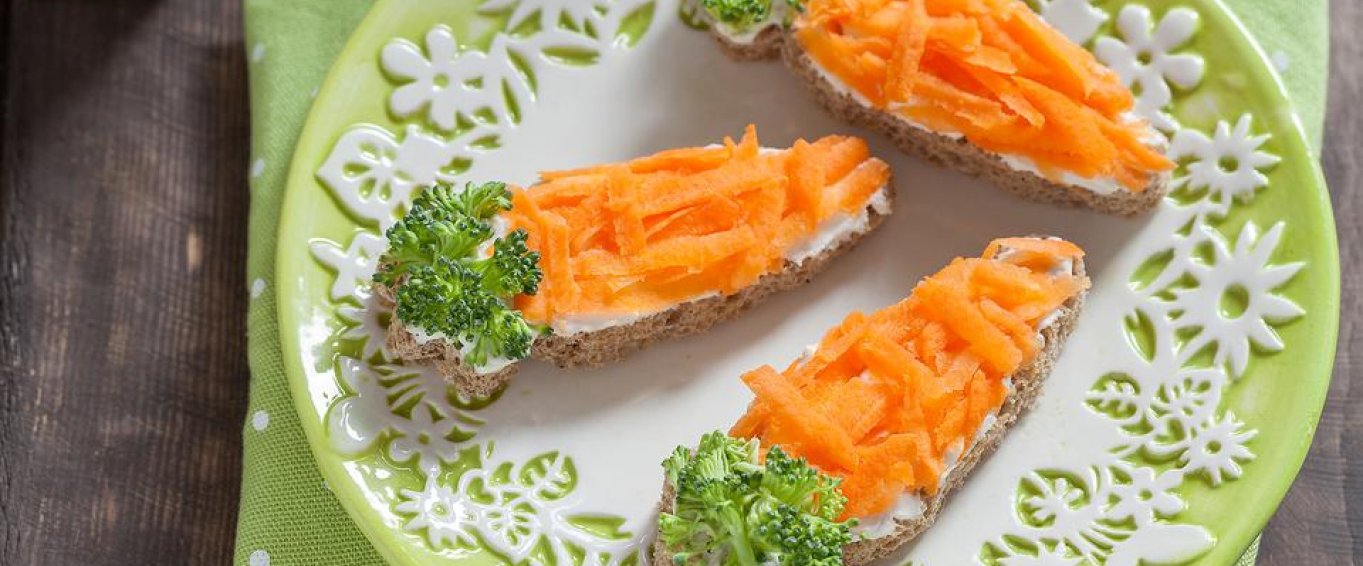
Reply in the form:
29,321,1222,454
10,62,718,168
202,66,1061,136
373,126,895,397
655,236,1089,565
695,0,1175,216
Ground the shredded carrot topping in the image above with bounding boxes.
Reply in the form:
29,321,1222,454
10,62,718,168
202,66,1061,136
503,125,892,324
794,0,1173,190
730,238,1089,519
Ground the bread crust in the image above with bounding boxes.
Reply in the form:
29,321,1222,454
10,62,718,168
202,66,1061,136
711,23,1169,217
652,241,1087,566
708,22,785,61
380,183,895,399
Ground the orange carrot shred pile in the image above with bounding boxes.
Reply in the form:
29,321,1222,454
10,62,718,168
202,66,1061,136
503,125,892,323
795,0,1174,190
730,238,1089,519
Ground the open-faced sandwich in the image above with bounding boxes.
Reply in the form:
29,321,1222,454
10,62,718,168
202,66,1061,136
373,126,895,397
655,236,1089,565
694,0,1175,216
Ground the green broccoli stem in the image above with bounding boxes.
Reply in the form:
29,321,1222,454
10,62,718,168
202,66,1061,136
720,505,759,566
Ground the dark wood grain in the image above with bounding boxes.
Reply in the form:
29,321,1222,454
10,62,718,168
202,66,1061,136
1258,0,1363,563
0,0,250,565
0,0,1355,564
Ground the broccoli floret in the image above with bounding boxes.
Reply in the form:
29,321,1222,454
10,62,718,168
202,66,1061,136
701,0,803,30
702,0,772,29
753,503,852,565
660,432,856,566
476,229,543,296
451,180,513,221
760,448,848,522
375,182,509,286
464,307,540,367
374,181,546,369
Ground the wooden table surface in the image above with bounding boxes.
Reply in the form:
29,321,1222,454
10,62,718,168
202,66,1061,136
0,1,1356,564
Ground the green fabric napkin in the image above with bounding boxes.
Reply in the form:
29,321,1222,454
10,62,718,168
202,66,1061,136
237,2,381,564
233,1,1328,564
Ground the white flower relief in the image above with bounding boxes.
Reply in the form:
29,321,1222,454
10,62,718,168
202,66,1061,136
310,231,386,302
1179,412,1257,485
396,480,479,549
1109,467,1183,521
383,26,518,132
1094,5,1204,131
381,2,637,134
1035,0,1109,45
990,463,1217,565
1023,476,1088,527
394,450,643,565
326,357,485,461
316,126,410,227
1170,114,1281,217
1172,222,1304,378
317,124,493,229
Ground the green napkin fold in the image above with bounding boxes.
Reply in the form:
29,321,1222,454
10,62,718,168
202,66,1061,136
234,1,1327,564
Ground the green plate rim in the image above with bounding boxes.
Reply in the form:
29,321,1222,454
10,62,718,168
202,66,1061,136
273,0,1342,563
1180,1,1339,562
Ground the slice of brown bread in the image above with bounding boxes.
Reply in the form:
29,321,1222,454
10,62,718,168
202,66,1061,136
652,240,1087,566
380,184,895,399
372,282,522,399
707,23,1168,217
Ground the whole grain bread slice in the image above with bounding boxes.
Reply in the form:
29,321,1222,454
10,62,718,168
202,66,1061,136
707,23,1168,217
652,239,1087,565
379,184,895,399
